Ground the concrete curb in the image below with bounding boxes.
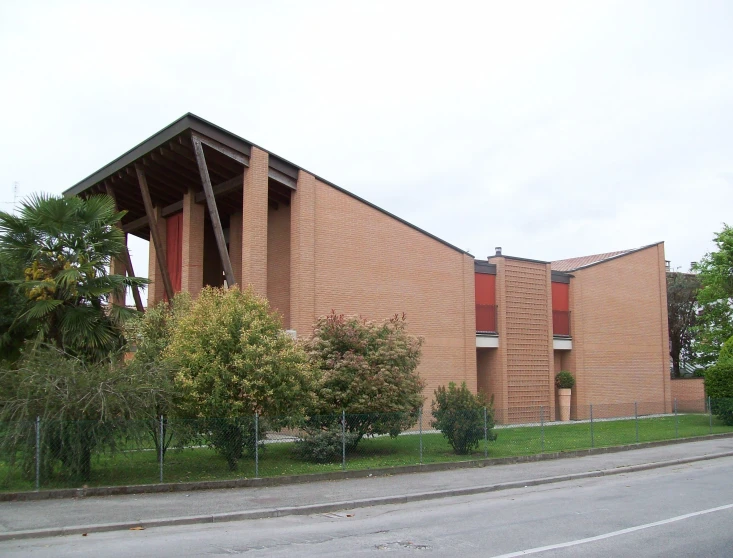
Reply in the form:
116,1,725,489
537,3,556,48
2,449,733,542
3,432,732,503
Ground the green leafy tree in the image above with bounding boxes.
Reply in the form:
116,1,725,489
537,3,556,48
692,225,733,367
122,295,193,458
165,286,314,470
0,194,147,362
305,312,424,449
704,336,733,425
432,382,496,455
0,253,34,363
667,271,701,377
0,345,164,482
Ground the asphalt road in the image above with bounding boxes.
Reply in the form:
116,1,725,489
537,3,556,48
3,456,732,557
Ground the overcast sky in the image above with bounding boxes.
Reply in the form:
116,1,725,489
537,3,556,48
1,0,731,290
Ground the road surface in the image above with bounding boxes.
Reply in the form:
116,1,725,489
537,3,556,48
2,456,732,557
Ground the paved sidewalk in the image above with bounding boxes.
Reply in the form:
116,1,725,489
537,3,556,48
2,437,733,540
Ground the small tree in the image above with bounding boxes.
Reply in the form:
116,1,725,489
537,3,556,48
0,345,163,482
692,225,733,366
124,295,192,458
0,194,147,363
305,312,424,450
667,271,701,376
705,336,733,425
431,382,496,455
165,287,314,470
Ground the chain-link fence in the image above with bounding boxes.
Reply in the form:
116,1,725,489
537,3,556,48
1,397,731,492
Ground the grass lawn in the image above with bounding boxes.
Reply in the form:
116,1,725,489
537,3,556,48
1,414,731,492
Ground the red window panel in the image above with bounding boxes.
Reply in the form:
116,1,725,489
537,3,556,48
475,273,496,305
551,282,569,312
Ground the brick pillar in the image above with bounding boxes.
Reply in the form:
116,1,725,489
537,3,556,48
289,170,317,337
463,253,478,393
545,263,556,421
181,189,204,298
109,234,127,307
228,211,243,288
241,146,269,296
488,256,509,418
147,207,167,307
567,276,585,419
657,243,672,413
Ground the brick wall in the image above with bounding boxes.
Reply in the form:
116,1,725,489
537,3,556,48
289,177,475,405
568,244,671,416
242,147,269,296
671,378,706,412
181,189,204,297
267,203,291,327
502,259,553,423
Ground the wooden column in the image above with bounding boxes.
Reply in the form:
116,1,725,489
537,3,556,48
105,184,145,311
135,164,174,302
191,136,236,287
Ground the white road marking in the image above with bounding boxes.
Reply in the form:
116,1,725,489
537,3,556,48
491,503,733,557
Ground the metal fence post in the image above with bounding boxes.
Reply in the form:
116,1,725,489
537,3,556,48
35,416,40,491
341,410,346,470
634,402,639,444
540,406,544,454
159,415,164,484
709,396,713,434
590,404,594,449
674,399,678,438
254,413,259,478
484,407,488,459
419,407,423,465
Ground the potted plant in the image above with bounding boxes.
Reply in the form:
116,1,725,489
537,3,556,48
555,371,575,422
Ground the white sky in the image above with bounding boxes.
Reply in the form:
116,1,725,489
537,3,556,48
1,0,732,298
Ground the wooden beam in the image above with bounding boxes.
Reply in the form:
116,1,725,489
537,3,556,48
135,164,175,302
193,174,244,204
268,167,297,190
105,185,145,312
122,215,149,234
191,137,237,287
191,132,249,166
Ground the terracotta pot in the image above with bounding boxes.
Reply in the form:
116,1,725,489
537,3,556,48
558,388,572,421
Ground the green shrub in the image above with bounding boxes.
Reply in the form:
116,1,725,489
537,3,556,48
431,382,496,455
292,427,359,463
705,351,733,425
555,371,575,389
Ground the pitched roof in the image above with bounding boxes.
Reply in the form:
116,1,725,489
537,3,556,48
62,113,470,256
551,243,661,272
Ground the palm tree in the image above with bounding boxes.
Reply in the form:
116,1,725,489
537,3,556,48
0,194,148,362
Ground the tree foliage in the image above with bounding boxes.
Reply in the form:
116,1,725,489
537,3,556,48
305,312,424,447
704,336,733,425
165,287,314,469
692,225,733,367
431,382,496,455
667,271,701,376
0,345,164,481
0,194,147,362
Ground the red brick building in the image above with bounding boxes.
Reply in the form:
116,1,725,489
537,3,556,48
65,114,671,422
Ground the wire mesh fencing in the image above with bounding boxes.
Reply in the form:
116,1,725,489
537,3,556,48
1,397,731,493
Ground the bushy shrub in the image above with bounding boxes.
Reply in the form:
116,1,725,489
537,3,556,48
555,371,575,389
705,336,733,425
292,427,359,463
431,382,496,455
165,287,314,470
305,312,424,447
